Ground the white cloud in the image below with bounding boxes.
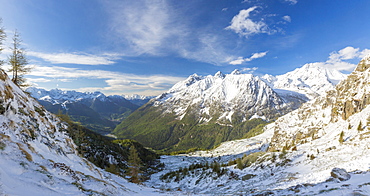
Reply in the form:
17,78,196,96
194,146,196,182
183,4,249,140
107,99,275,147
284,0,297,5
28,51,120,65
27,78,52,83
315,46,370,72
225,6,270,38
229,57,245,65
282,15,291,23
229,51,268,65
360,49,370,58
27,65,185,96
241,67,258,73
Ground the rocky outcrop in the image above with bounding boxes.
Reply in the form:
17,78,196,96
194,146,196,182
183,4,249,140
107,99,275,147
332,56,370,120
267,56,370,152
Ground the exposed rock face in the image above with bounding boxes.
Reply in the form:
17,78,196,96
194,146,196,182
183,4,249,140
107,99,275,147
332,56,370,121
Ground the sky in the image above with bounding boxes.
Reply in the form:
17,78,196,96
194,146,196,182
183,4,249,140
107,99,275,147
0,0,370,96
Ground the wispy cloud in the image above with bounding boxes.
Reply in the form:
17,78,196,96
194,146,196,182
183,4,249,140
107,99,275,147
229,51,268,65
28,51,120,65
102,0,238,65
27,65,185,95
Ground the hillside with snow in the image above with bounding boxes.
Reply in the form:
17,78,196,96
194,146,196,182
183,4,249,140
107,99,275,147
146,56,370,195
0,70,165,195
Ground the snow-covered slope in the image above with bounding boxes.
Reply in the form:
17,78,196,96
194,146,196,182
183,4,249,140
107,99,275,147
262,63,347,99
147,56,370,195
154,70,306,123
0,71,164,195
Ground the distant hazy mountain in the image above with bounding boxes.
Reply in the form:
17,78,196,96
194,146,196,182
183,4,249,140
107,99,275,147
124,94,155,106
26,87,140,134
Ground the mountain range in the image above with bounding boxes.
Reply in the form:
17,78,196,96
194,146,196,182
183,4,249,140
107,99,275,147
113,64,346,152
26,88,152,134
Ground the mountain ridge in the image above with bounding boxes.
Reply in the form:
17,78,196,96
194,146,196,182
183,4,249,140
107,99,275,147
262,62,347,99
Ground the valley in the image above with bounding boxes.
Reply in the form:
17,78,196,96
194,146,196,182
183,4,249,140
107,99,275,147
4,55,367,195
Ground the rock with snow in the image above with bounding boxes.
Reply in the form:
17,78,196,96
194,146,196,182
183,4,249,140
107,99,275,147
330,168,351,181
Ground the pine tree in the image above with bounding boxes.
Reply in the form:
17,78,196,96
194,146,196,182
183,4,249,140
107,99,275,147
0,19,6,67
128,145,143,183
8,30,30,87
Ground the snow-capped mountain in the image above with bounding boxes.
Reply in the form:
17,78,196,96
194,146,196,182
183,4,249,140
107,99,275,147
0,70,162,195
124,94,155,106
113,70,308,152
262,63,347,99
147,55,370,195
124,94,154,101
154,69,306,123
26,87,108,104
26,87,140,134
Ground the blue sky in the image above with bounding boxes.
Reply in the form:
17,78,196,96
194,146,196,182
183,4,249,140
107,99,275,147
0,0,369,96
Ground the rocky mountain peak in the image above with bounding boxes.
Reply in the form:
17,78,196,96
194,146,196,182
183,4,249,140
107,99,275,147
214,71,225,78
230,69,241,75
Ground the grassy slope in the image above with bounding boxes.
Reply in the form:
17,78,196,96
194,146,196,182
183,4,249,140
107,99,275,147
113,103,268,153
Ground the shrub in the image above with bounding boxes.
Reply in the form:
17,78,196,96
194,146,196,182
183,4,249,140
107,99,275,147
0,141,6,150
242,152,266,167
357,121,363,132
339,131,344,144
